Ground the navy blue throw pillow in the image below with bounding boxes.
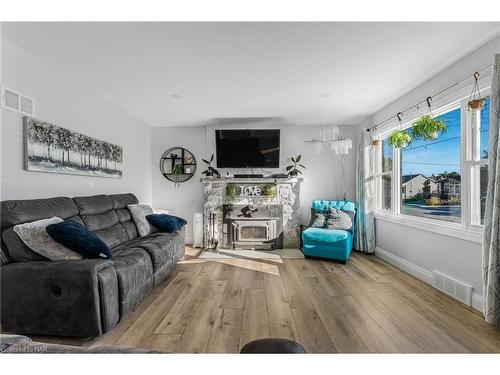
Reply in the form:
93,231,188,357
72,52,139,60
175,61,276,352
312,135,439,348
146,214,187,233
46,220,112,259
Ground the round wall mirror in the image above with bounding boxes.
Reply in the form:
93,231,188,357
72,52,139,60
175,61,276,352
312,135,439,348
160,147,197,185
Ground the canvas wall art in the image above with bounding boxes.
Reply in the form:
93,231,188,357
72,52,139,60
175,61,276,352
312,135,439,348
24,117,123,178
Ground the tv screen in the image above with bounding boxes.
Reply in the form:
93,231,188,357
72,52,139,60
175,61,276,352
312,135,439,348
215,129,280,168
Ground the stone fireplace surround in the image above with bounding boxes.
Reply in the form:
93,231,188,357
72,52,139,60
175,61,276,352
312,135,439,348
201,177,303,249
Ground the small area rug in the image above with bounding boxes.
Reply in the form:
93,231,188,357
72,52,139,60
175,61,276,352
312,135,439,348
198,248,304,259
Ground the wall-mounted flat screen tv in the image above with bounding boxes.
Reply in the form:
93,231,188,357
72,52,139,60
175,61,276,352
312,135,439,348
215,129,280,168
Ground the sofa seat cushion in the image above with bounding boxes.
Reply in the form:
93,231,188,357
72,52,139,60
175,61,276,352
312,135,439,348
113,231,182,273
111,248,153,314
302,227,351,243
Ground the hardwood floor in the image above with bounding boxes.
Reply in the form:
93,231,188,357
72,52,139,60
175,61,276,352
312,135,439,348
32,247,500,353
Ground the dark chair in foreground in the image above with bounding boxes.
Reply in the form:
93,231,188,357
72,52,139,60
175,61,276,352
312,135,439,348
240,338,306,353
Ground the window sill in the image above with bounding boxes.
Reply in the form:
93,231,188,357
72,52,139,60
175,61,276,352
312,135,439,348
374,211,483,244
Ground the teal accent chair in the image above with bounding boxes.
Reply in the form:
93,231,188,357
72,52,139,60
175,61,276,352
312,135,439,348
302,200,356,263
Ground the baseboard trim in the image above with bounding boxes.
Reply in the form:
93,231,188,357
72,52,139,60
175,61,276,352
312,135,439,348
375,247,433,285
472,292,484,312
374,246,483,312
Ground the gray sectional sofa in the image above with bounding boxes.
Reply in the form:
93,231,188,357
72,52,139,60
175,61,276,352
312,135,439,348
0,193,185,338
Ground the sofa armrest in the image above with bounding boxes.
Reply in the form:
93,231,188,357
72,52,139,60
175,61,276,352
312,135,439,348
1,259,118,337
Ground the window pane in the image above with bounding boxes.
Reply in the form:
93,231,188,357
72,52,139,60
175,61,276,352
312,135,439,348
480,97,490,160
401,108,461,223
480,165,488,224
382,139,392,173
382,174,392,210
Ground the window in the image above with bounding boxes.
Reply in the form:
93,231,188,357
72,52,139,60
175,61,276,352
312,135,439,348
375,139,392,210
401,107,461,223
470,97,490,225
375,92,491,231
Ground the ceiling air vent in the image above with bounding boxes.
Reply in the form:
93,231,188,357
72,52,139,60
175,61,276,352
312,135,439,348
1,85,35,116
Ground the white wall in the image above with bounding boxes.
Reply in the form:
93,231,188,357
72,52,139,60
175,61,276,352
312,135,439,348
358,35,500,305
0,36,152,203
151,123,357,243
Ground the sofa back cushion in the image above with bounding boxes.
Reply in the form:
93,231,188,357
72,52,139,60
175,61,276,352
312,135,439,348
109,193,139,240
1,197,79,262
73,194,129,249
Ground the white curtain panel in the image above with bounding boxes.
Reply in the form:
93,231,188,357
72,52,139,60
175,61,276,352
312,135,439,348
483,54,500,327
354,129,376,253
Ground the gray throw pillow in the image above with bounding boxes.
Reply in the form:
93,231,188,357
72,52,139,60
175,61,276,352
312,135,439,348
310,212,327,228
326,208,353,230
13,217,83,261
128,204,157,237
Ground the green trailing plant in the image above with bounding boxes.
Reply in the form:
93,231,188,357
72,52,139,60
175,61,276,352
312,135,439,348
388,129,412,148
201,154,220,177
171,164,183,175
263,184,277,199
286,154,305,176
411,114,448,140
226,183,238,201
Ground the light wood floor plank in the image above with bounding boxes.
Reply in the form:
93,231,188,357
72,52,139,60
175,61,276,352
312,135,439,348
205,308,243,353
299,276,369,353
280,259,314,310
264,273,301,342
239,288,269,348
291,308,336,353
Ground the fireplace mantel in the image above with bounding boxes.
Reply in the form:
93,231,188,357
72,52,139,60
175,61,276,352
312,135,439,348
201,177,303,249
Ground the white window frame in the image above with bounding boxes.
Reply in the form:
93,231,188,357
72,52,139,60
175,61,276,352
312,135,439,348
373,75,491,244
374,139,393,211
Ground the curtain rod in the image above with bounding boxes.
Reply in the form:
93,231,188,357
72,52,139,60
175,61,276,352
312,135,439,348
366,64,493,133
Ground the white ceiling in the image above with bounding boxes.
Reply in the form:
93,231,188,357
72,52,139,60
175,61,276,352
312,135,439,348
3,22,500,127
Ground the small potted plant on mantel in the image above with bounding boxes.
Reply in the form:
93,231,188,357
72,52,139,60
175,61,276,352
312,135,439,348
286,154,306,177
201,154,220,177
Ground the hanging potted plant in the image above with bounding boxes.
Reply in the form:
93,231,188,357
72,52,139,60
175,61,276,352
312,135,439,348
411,114,448,140
468,72,486,111
411,97,448,140
388,112,412,148
388,130,412,148
286,154,305,177
201,154,220,177
370,127,380,146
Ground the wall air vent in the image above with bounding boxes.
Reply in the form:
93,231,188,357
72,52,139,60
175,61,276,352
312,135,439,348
433,270,472,306
1,85,35,116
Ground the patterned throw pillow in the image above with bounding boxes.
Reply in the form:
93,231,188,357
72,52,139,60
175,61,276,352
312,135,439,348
326,208,353,230
13,217,82,261
128,204,158,237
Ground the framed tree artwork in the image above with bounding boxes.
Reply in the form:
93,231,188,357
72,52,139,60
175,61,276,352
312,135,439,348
24,116,123,178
